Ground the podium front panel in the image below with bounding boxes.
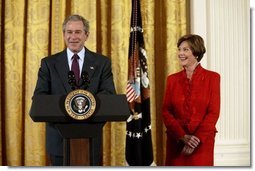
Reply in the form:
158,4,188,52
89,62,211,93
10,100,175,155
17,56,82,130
30,94,130,123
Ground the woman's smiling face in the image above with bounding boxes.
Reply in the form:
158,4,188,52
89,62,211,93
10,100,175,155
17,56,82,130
177,41,197,67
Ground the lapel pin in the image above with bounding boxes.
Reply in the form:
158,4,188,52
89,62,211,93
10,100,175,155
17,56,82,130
90,66,94,70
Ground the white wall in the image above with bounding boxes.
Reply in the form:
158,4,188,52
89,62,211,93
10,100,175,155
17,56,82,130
190,0,250,166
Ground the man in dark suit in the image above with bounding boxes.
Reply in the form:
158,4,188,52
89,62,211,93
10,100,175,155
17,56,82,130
33,14,116,166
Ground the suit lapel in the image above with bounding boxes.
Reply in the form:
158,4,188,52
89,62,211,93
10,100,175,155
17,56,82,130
80,48,96,87
55,50,72,93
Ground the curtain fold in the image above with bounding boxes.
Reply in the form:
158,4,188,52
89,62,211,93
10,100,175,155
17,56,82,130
24,0,51,166
0,0,188,166
3,0,26,166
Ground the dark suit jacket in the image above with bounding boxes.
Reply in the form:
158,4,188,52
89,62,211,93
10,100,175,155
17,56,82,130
33,47,116,155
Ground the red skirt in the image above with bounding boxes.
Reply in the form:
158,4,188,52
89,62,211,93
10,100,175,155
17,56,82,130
165,132,216,166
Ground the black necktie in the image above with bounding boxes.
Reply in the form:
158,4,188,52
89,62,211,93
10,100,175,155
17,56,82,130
71,54,80,84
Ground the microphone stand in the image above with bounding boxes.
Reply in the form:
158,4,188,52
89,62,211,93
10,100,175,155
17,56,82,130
68,71,77,90
68,71,90,90
80,71,90,90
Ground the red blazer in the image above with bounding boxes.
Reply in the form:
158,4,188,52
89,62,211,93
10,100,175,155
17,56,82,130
162,64,220,166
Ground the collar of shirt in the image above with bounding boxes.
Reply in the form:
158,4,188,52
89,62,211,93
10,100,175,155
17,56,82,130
67,47,85,72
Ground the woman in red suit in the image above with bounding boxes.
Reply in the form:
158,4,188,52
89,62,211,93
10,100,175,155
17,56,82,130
162,34,220,166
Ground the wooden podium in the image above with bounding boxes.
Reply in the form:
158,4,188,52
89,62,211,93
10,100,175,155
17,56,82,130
30,94,129,166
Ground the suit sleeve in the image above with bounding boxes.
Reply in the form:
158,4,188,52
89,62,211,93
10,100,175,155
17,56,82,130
194,73,221,143
97,58,116,95
162,76,186,141
33,58,51,96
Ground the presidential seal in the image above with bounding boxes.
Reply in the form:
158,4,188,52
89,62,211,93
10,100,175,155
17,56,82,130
65,89,96,120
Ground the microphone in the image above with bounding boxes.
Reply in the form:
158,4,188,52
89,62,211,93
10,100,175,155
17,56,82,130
80,71,90,89
68,71,76,90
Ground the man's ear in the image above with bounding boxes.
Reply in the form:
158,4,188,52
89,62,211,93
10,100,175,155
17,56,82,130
85,32,89,41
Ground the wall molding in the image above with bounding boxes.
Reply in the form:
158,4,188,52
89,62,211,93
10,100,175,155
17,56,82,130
214,144,250,166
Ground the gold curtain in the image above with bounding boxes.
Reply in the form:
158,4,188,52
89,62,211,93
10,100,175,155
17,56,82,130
0,0,188,166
